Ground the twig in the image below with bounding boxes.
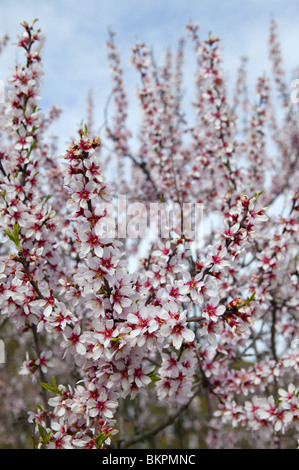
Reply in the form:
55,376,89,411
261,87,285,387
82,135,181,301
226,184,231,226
120,390,197,448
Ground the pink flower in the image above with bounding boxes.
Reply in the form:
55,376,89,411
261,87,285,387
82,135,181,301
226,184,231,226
202,297,226,322
160,302,195,349
87,390,118,419
182,272,217,304
128,361,154,388
61,324,86,356
110,284,133,315
36,350,52,373
70,180,96,209
207,244,230,269
30,289,56,317
248,201,268,223
152,240,172,258
77,223,104,258
166,280,189,302
48,419,74,449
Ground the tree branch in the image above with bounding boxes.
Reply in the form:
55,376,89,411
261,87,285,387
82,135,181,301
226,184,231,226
119,390,198,448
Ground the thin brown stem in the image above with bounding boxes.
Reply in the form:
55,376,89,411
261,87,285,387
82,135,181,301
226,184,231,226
119,390,198,449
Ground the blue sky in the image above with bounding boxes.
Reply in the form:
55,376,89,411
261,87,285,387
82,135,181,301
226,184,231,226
1,0,299,152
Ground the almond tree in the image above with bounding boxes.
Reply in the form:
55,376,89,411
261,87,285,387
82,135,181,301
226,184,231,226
0,18,298,449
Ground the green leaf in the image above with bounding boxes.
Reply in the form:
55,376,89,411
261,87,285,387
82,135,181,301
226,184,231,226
147,371,161,382
150,374,161,382
38,424,47,439
28,140,37,157
3,225,20,249
110,337,121,343
99,285,106,295
14,223,20,243
52,375,57,387
3,224,20,249
252,191,263,203
3,228,15,243
94,431,111,449
40,376,62,395
240,292,256,308
31,18,39,27
38,424,52,446
40,382,59,394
